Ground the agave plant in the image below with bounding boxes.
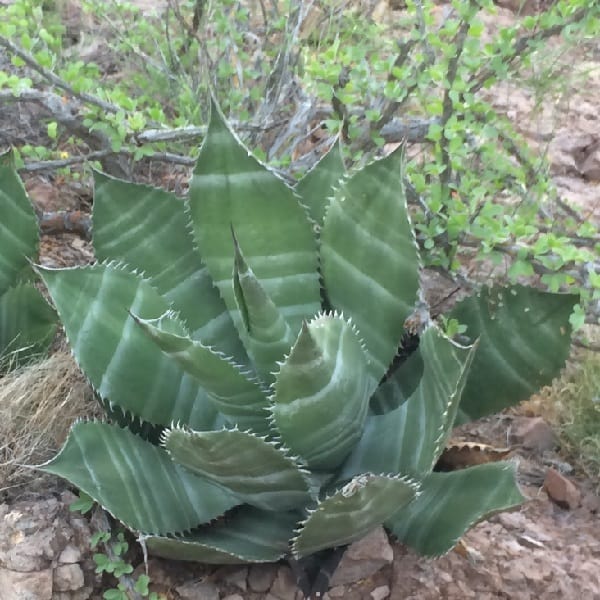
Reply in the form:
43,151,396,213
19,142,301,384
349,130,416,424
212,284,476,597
27,103,576,586
0,153,56,370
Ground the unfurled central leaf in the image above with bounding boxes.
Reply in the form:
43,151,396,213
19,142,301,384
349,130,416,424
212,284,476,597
232,233,296,385
188,101,321,337
272,314,375,470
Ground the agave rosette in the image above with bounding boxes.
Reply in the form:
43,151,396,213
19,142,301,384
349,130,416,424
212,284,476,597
28,102,577,563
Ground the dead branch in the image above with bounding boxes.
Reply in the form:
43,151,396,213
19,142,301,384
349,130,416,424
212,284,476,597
38,210,91,240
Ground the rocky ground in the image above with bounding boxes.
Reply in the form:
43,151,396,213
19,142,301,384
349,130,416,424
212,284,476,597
1,1,600,599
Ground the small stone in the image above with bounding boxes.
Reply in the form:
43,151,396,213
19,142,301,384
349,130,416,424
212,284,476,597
222,566,248,591
269,565,297,600
510,417,557,452
222,595,244,600
175,580,219,600
543,468,581,509
330,527,393,586
53,563,85,592
58,544,82,564
328,586,345,597
582,492,600,514
581,145,600,181
248,564,278,593
370,585,390,600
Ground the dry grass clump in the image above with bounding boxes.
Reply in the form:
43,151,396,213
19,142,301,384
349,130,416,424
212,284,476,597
0,350,99,500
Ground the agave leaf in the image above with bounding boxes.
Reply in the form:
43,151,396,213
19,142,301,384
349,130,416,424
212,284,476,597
296,139,345,228
272,314,375,470
0,164,39,292
92,172,245,362
134,313,270,435
232,232,296,385
165,428,311,510
144,506,299,564
41,422,239,534
0,283,57,365
340,327,475,479
451,285,577,423
369,348,424,414
292,474,418,557
188,100,321,336
38,264,220,430
386,462,525,556
321,147,420,381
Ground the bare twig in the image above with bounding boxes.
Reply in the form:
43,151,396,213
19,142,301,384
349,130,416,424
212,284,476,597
0,35,119,115
0,88,129,177
38,210,91,240
438,17,470,201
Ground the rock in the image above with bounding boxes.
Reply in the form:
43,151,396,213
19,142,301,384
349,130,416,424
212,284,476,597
58,545,82,565
543,468,581,509
330,527,394,586
221,595,245,600
175,580,219,600
0,496,93,600
221,566,248,591
371,585,391,600
268,565,297,600
580,143,600,180
53,564,85,592
0,567,53,600
248,564,278,593
509,417,557,452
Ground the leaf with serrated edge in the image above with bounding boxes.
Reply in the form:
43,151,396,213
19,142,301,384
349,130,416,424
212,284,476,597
144,506,299,564
40,422,238,534
272,313,375,470
386,462,525,556
188,99,320,337
451,285,577,422
296,138,345,228
93,171,245,362
321,147,420,382
369,347,424,414
38,264,219,430
134,312,270,435
292,474,418,557
232,231,296,385
0,164,39,292
0,283,56,365
165,428,310,510
340,327,475,480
